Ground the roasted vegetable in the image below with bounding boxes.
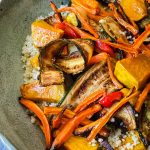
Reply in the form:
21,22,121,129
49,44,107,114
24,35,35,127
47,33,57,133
119,0,147,21
64,136,99,150
40,39,86,85
20,99,51,149
95,40,114,56
56,22,81,38
51,104,101,149
115,104,136,130
71,39,94,63
20,81,65,102
66,13,78,27
71,0,101,15
40,70,64,86
99,91,123,108
114,54,150,89
99,16,127,41
60,61,117,108
32,20,64,47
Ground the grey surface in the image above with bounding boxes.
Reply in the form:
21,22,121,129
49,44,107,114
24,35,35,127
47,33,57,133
0,0,68,149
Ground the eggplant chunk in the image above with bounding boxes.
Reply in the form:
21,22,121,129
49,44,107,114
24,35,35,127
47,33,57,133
115,104,136,130
40,39,87,85
99,16,127,41
60,61,117,107
40,70,64,86
20,81,65,102
71,39,94,63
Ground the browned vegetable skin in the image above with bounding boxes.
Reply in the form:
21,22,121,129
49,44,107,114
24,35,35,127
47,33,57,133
20,81,65,102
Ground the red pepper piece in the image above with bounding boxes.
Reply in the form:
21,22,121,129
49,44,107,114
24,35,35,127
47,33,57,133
55,22,81,38
95,40,114,56
99,92,123,108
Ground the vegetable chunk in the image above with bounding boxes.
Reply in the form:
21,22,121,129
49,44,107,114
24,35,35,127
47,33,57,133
32,20,64,47
120,0,147,21
114,54,150,89
64,136,99,150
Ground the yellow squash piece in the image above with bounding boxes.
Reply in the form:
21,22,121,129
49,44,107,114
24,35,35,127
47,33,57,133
20,82,65,102
66,13,78,27
32,20,64,47
64,136,99,150
114,54,150,89
120,0,147,21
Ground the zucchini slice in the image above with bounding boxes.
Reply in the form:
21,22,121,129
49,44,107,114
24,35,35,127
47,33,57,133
59,61,117,108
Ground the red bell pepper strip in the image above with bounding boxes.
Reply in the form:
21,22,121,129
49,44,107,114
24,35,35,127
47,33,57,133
55,22,81,38
99,92,123,108
95,40,114,56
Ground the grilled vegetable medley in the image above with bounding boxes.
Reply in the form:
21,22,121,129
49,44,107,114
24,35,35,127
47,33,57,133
20,0,150,149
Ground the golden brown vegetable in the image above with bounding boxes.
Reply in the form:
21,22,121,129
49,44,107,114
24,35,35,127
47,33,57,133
20,81,65,102
64,136,99,150
119,0,147,21
32,20,64,47
114,54,150,89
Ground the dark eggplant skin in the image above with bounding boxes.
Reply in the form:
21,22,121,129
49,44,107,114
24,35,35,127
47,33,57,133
59,61,118,108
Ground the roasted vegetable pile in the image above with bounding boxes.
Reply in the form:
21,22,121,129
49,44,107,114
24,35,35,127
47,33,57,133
20,0,150,149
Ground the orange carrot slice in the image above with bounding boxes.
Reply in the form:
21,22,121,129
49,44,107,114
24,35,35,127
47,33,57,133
135,83,150,112
20,99,51,149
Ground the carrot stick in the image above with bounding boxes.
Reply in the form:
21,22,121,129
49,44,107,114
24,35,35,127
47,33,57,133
49,1,62,23
44,106,108,137
135,83,150,112
20,99,51,149
109,3,138,35
74,89,105,113
88,53,108,65
44,107,75,118
87,91,139,141
51,104,102,149
64,22,97,40
87,13,103,22
58,7,99,38
107,57,123,89
102,41,138,53
133,25,150,49
52,106,67,128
